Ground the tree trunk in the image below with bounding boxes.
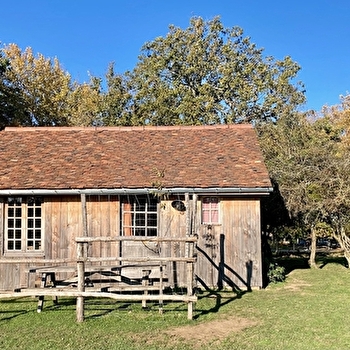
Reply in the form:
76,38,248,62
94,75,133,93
308,226,318,268
344,250,350,269
334,225,350,268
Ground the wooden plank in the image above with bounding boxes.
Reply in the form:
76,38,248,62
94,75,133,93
76,236,197,243
0,256,196,265
0,290,197,302
81,194,88,237
83,257,196,263
110,195,120,259
100,196,111,259
52,285,165,292
27,266,77,273
59,197,69,260
50,197,61,261
185,193,190,238
107,285,164,292
0,258,75,264
192,194,197,237
67,197,80,262
44,198,52,260
87,195,99,259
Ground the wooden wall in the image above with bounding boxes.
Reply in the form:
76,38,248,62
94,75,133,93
0,195,121,290
48,195,120,280
193,198,263,290
160,196,263,290
158,198,189,287
0,194,263,291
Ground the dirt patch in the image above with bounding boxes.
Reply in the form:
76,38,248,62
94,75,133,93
162,316,258,348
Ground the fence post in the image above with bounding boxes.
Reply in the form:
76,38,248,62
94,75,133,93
187,260,194,320
159,263,164,314
76,241,85,322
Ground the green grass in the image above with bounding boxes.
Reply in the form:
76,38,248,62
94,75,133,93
1,260,350,349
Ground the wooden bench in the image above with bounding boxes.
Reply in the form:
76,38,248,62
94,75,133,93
27,265,164,312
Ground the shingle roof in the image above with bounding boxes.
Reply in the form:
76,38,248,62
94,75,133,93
0,125,271,191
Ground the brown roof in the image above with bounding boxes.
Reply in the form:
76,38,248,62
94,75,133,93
0,125,271,192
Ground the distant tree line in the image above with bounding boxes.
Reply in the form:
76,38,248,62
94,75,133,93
1,16,349,266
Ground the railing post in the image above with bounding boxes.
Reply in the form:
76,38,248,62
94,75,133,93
159,263,163,314
76,241,85,322
187,260,194,320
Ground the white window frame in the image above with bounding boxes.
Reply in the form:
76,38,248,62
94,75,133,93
121,196,158,237
201,197,220,224
4,196,44,254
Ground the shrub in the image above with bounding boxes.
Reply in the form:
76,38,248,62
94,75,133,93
268,262,286,283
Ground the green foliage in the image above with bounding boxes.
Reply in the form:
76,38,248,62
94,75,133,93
0,47,25,129
0,44,103,127
259,108,350,265
259,112,348,221
1,44,72,126
99,63,134,126
1,18,306,128
267,262,286,283
126,16,305,126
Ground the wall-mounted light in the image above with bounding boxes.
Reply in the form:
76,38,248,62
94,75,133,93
171,200,186,212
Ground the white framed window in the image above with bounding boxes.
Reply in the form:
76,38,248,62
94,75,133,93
202,197,219,224
5,197,43,253
122,196,158,236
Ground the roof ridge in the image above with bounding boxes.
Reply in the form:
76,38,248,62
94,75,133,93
4,124,252,132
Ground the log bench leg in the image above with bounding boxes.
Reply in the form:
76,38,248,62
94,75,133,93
37,272,57,313
142,269,151,309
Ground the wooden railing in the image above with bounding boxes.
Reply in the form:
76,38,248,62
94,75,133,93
0,236,198,322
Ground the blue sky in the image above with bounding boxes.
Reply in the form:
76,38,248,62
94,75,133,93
2,0,350,112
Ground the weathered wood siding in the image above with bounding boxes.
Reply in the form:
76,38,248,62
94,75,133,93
0,197,29,290
0,195,121,290
195,198,262,289
159,196,263,289
86,195,120,261
0,195,263,290
158,198,189,287
48,195,120,280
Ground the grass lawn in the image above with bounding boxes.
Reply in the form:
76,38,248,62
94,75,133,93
1,260,350,349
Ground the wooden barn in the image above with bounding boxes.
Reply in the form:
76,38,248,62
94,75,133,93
0,124,272,294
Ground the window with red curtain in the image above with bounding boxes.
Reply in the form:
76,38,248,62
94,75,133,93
122,196,158,236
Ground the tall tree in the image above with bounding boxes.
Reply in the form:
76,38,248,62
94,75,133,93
2,44,72,126
99,63,133,126
317,102,350,265
1,44,101,127
66,77,102,126
127,16,306,125
258,113,350,266
322,94,350,149
0,47,28,128
259,114,322,266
